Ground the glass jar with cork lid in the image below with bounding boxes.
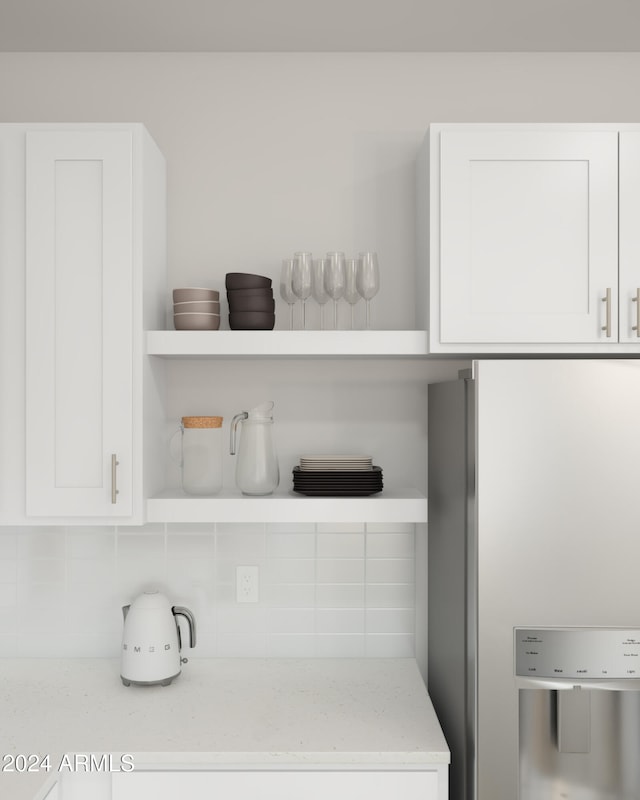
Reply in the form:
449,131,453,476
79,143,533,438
173,415,224,496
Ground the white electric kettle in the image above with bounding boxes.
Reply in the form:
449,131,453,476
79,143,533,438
120,590,196,687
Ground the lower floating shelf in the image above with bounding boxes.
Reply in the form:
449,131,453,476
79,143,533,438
146,330,429,357
146,489,428,524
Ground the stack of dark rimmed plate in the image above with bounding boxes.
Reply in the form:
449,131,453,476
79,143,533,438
226,273,275,330
292,455,383,497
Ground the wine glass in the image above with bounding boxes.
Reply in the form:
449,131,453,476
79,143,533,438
324,252,346,329
312,258,330,330
292,252,313,329
344,258,360,329
279,258,297,330
356,251,380,330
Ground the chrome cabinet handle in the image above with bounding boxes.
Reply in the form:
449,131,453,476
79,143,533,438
111,454,120,504
632,289,640,337
601,288,612,338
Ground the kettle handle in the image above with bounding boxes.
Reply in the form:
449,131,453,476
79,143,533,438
230,412,248,455
173,605,196,649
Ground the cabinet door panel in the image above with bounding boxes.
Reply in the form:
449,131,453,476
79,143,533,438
112,770,439,800
25,131,133,517
438,130,618,344
619,132,640,343
0,130,27,520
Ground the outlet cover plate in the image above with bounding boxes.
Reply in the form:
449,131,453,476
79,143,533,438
236,565,259,603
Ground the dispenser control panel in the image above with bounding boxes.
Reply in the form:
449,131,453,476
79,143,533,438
515,628,640,679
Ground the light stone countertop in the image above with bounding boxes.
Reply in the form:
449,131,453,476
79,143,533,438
0,657,449,800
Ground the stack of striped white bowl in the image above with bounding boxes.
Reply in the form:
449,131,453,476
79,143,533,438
173,288,220,330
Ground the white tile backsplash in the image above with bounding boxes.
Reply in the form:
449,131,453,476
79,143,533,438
266,532,315,558
17,557,66,584
266,608,315,634
0,531,17,558
0,559,17,583
262,583,316,607
217,633,267,657
167,533,215,560
0,523,417,658
316,583,365,607
366,608,415,634
317,523,365,534
264,557,316,584
316,608,365,634
266,522,315,535
316,558,365,583
67,557,115,584
66,529,116,558
265,634,316,657
17,582,66,608
216,532,266,559
367,558,415,584
367,531,415,558
18,598,65,632
18,530,65,558
317,532,364,558
0,583,17,608
366,584,416,608
366,634,415,658
316,634,366,657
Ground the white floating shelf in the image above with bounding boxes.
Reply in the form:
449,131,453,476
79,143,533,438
146,330,429,357
146,489,428,524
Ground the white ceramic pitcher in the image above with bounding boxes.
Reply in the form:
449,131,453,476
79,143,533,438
230,401,279,496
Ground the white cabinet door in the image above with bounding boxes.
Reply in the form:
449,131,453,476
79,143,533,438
435,129,618,346
112,770,440,800
25,131,133,517
0,129,27,521
619,132,640,343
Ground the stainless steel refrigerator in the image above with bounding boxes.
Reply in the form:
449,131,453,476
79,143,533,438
428,360,640,800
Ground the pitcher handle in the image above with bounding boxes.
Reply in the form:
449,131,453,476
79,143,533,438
230,412,248,455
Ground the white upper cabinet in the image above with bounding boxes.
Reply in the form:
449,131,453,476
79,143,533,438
26,131,135,517
0,124,166,524
619,132,640,343
422,124,640,353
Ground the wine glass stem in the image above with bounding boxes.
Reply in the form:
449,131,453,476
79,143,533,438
366,300,371,330
289,303,294,330
320,305,324,331
350,305,354,330
302,299,306,330
333,300,338,330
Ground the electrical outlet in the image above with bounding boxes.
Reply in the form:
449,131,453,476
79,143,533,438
236,565,259,603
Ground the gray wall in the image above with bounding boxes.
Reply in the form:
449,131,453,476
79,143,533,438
1,52,637,330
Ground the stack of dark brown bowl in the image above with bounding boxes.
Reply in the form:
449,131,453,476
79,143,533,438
226,273,275,330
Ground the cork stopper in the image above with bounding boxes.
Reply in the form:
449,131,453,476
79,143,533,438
182,416,223,429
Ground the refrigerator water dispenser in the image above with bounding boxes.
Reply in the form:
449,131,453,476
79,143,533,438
515,628,640,799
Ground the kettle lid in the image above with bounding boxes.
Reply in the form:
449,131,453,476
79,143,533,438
130,589,172,610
